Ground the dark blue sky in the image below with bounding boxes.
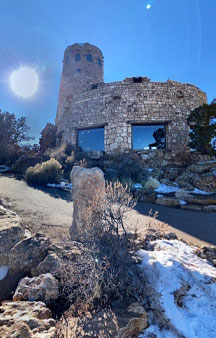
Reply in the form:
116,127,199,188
0,0,215,143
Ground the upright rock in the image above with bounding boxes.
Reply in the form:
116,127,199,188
70,166,105,240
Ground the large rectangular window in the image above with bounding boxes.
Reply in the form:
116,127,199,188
77,127,104,151
132,124,166,150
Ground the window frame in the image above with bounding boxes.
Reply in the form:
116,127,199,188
131,122,167,150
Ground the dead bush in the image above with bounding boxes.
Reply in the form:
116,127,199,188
56,181,145,315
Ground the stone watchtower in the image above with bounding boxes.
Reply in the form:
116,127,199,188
56,43,104,123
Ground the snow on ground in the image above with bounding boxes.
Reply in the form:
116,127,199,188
179,200,187,205
198,159,216,164
133,183,143,189
155,183,214,195
140,325,176,338
0,266,9,280
47,182,72,189
138,240,216,338
155,184,180,194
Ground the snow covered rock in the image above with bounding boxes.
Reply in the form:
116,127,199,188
139,239,216,338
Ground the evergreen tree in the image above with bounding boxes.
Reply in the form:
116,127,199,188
187,101,216,155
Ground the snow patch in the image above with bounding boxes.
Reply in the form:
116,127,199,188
140,325,175,338
155,184,180,194
139,240,216,338
0,266,9,280
47,182,72,189
179,200,187,205
155,183,214,195
133,183,142,190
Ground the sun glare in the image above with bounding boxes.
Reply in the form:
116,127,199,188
146,4,151,9
10,66,39,98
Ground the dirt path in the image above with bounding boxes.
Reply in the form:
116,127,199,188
0,174,215,247
0,174,72,239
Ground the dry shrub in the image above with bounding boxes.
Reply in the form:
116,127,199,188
56,181,145,315
25,158,62,186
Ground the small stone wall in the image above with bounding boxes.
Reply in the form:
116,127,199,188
56,77,206,153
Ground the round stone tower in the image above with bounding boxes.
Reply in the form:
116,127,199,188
56,43,104,123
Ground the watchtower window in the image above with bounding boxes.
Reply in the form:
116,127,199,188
86,54,93,62
97,57,101,66
133,77,142,83
91,83,98,90
75,53,81,61
78,127,104,151
132,124,166,150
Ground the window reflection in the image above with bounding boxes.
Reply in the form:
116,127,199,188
86,54,93,62
75,53,81,61
132,125,165,150
78,128,104,151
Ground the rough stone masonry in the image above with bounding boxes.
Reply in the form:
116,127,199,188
56,42,207,154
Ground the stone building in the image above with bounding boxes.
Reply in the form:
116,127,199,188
56,43,207,154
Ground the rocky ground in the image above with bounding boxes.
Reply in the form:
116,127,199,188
0,193,216,337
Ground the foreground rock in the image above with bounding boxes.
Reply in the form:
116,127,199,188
0,301,57,338
9,233,50,272
70,166,105,240
0,205,51,301
13,273,59,304
57,299,148,338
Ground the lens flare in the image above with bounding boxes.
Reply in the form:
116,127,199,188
10,66,39,98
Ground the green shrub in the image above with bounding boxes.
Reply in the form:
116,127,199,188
25,158,62,186
103,152,149,185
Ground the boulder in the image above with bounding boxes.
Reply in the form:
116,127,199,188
70,166,105,240
31,252,60,276
113,299,148,338
175,171,198,189
184,196,216,206
193,175,216,192
163,167,183,181
0,301,57,338
0,216,24,266
134,190,157,203
156,197,179,207
180,204,202,211
187,161,216,174
175,190,191,200
13,273,59,304
9,233,50,272
203,205,216,213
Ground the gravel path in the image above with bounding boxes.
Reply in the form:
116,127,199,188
0,174,215,246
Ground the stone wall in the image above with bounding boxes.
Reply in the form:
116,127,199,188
56,43,104,124
56,76,207,153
